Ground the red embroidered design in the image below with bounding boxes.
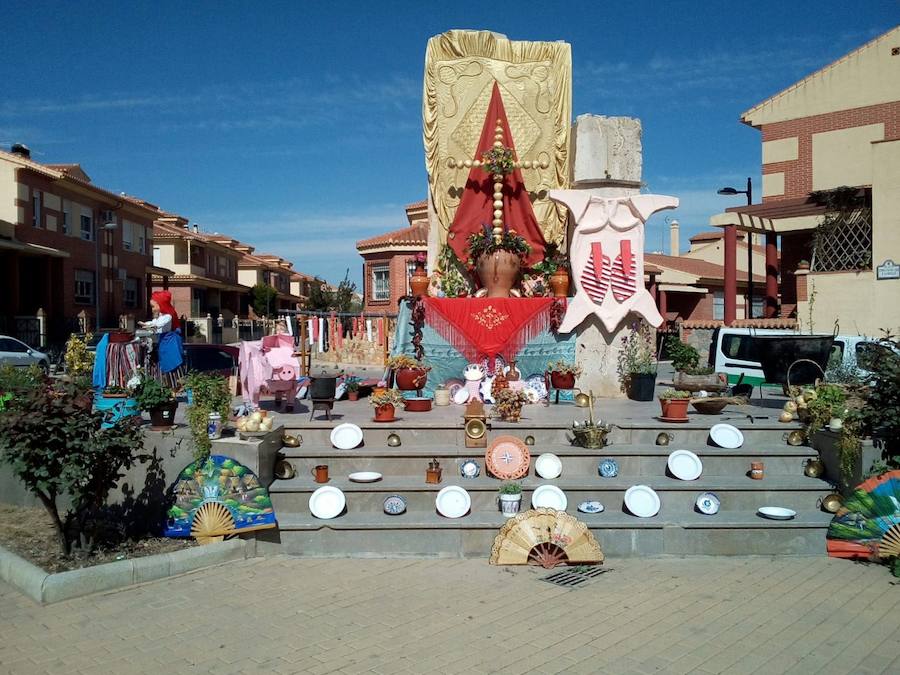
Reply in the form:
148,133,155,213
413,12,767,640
472,305,509,330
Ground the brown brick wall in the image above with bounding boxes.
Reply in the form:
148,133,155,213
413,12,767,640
361,250,422,313
761,101,900,201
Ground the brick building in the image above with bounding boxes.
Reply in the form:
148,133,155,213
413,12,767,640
356,200,427,313
711,26,900,334
0,146,169,346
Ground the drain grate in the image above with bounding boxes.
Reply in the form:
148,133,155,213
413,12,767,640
541,565,610,588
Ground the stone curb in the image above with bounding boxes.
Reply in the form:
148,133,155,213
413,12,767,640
0,537,257,605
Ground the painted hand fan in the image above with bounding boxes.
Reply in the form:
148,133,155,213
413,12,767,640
165,455,277,544
826,470,900,559
489,508,604,569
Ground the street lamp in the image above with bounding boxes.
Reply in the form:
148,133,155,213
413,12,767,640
94,221,118,331
717,177,754,318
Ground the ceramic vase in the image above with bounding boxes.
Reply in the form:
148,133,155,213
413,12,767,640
395,367,428,391
499,494,522,517
549,269,570,297
476,251,521,298
409,261,430,297
433,388,451,406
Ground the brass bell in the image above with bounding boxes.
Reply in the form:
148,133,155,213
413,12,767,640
655,432,673,446
574,393,590,408
820,493,843,513
804,458,825,478
524,435,535,446
387,433,402,447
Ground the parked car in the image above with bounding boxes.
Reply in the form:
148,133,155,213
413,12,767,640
183,344,239,377
0,335,50,371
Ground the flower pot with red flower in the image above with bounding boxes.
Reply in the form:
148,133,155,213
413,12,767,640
389,355,430,392
409,252,430,297
370,389,405,422
546,360,582,391
659,389,690,420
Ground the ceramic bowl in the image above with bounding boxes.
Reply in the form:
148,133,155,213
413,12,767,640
598,458,619,478
383,494,406,515
696,492,720,515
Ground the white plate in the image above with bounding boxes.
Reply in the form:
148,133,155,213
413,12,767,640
330,423,363,450
578,501,604,514
436,485,471,518
348,471,382,482
452,386,470,405
624,485,661,518
535,453,563,480
757,506,796,520
667,450,703,481
709,423,744,449
532,484,568,511
309,486,345,519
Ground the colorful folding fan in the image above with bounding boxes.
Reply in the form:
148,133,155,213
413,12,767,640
826,470,900,559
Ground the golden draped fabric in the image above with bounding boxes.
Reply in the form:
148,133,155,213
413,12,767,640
423,30,572,249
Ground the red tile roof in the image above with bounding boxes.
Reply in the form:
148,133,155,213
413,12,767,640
405,199,428,210
645,253,766,283
356,224,428,251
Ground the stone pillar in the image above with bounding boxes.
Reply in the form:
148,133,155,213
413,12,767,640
569,114,644,397
724,225,737,326
765,233,779,318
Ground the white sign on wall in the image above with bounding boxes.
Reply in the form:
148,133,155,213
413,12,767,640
876,260,900,280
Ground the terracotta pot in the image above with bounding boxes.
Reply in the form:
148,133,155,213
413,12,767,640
550,371,576,390
476,251,521,298
395,367,428,391
347,391,359,401
549,269,570,297
149,401,178,430
409,261,430,297
374,404,395,422
404,397,432,412
660,397,689,420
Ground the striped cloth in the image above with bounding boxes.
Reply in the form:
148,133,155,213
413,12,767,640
580,243,611,305
580,240,638,305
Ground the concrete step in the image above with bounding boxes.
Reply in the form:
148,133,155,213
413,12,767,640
269,474,830,512
277,443,817,477
262,508,832,557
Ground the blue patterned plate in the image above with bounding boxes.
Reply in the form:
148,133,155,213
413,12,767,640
460,459,481,479
383,494,406,515
578,501,604,514
598,458,619,478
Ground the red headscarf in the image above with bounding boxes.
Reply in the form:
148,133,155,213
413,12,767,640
151,290,181,331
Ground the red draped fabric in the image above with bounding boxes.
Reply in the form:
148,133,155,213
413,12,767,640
448,82,546,268
424,297,559,365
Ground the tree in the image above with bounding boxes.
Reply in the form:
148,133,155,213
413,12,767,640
0,374,144,555
333,270,359,314
307,282,333,312
251,283,279,318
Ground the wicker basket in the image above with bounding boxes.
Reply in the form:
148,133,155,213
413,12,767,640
690,396,749,415
570,424,611,449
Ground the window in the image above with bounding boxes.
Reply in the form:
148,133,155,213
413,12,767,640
74,269,95,305
406,261,417,294
712,290,724,321
371,265,389,301
750,295,764,319
153,246,161,266
0,338,28,353
136,225,145,254
122,221,133,250
32,191,41,227
80,213,93,241
720,334,760,362
124,277,139,308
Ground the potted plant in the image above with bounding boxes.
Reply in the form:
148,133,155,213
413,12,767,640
102,385,129,399
659,389,691,420
531,242,570,298
618,320,658,401
182,372,232,461
666,336,725,391
345,377,361,402
494,388,529,422
547,360,582,390
409,252,430,297
498,482,523,516
370,388,405,422
388,355,430,391
134,376,178,430
467,225,532,298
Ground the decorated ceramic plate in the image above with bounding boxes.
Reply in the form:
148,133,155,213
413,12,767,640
532,484,568,511
435,485,471,518
459,459,481,479
667,450,703,481
452,386,470,405
524,374,548,401
757,506,796,520
330,423,363,450
480,376,495,404
535,453,563,479
447,381,464,403
485,435,531,480
598,458,619,478
348,471,382,483
624,485,661,518
578,500,604,514
309,486,345,519
696,492,720,515
383,494,406,515
709,424,744,449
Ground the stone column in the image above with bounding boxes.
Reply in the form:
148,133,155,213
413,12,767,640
568,114,645,397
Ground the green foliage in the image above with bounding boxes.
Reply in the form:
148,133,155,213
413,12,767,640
547,360,582,377
133,376,175,412
436,245,470,297
64,333,94,379
251,283,279,318
466,225,532,268
305,271,359,313
183,372,232,462
0,364,41,408
618,320,657,377
860,342,900,454
345,376,361,393
805,384,847,434
531,242,568,277
0,374,144,555
481,146,515,175
307,282,332,311
659,389,690,400
665,335,700,372
498,481,522,495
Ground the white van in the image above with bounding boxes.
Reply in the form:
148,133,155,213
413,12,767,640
708,328,900,386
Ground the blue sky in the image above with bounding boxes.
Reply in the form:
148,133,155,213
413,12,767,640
1,1,896,285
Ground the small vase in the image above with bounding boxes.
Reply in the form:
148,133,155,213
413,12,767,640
506,360,521,382
409,261,430,297
499,494,522,517
549,269,570,297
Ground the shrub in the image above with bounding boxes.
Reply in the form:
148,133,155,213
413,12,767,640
499,482,522,495
370,389,405,408
618,320,657,377
183,372,231,462
133,376,175,412
665,335,700,372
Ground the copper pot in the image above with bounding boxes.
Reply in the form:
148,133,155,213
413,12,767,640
819,493,843,513
804,458,825,478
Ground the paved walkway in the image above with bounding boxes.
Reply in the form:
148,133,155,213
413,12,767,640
0,555,897,674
